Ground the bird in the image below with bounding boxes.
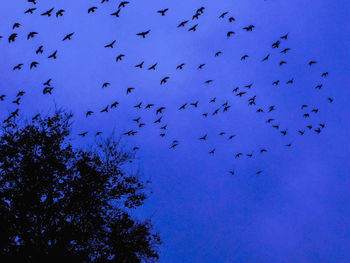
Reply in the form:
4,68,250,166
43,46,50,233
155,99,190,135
209,149,215,154
176,63,185,70
63,33,74,41
154,117,162,123
16,91,25,97
43,87,53,95
116,54,125,62
308,61,317,66
13,64,23,70
78,132,88,137
179,103,187,110
105,40,116,48
286,78,294,84
111,101,119,108
56,9,65,17
48,50,57,59
41,8,54,17
279,61,287,66
281,33,288,40
102,82,110,88
126,87,134,94
44,79,52,86
30,61,39,69
273,80,280,86
190,101,199,107
0,95,6,101
134,102,142,108
25,8,36,14
188,24,198,32
262,54,270,61
178,21,189,27
145,104,154,109
272,40,280,48
280,48,291,54
136,30,151,38
118,1,129,8
160,77,169,85
86,111,94,117
315,84,323,89
215,51,222,57
322,72,329,77
101,105,109,113
241,55,248,60
229,17,235,22
243,25,255,31
135,61,144,68
235,153,243,158
12,23,20,29
227,31,235,38
198,64,205,69
199,134,207,140
157,9,168,16
156,107,165,114
192,13,200,20
36,46,43,54
328,97,334,103
8,33,17,43
88,7,98,13
111,9,121,18
219,12,228,18
148,63,157,70
27,32,38,39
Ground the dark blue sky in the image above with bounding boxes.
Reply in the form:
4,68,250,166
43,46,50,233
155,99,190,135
1,0,350,262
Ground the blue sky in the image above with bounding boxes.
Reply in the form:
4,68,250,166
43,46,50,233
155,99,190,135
1,0,350,262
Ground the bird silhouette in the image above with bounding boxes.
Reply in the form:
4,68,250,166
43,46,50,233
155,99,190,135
243,25,255,31
160,77,169,85
178,21,189,27
118,1,129,8
36,46,43,54
126,87,134,94
63,33,74,41
41,8,54,17
13,23,20,29
148,63,157,70
111,9,121,18
48,50,57,59
56,9,65,17
188,24,198,31
25,8,36,14
8,33,17,43
157,9,169,16
27,32,38,39
105,40,116,48
219,12,228,18
116,54,125,62
88,7,98,13
262,54,270,61
308,61,317,66
135,61,144,68
30,61,39,69
137,30,151,38
102,82,110,88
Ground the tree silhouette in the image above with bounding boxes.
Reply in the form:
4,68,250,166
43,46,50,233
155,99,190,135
0,111,161,262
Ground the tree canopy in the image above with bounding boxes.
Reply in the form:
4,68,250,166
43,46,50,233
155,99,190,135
0,110,161,262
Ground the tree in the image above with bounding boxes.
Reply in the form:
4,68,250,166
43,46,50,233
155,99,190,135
0,110,161,262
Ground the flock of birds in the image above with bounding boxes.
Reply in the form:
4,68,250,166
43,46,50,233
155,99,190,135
0,0,334,175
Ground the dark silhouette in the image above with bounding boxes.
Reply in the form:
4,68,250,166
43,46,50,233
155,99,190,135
0,111,161,262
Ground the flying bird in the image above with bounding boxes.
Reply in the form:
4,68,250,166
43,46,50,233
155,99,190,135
157,9,168,16
137,30,151,38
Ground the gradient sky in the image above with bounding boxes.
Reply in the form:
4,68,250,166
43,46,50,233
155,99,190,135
1,0,350,262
